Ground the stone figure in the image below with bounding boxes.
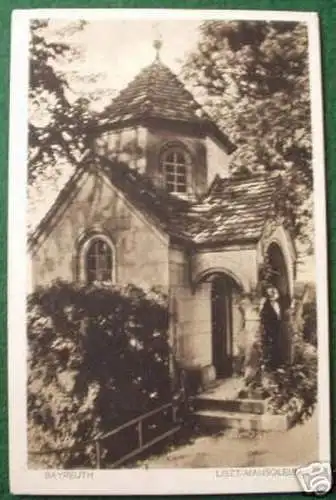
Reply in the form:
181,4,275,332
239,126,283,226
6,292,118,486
260,286,283,370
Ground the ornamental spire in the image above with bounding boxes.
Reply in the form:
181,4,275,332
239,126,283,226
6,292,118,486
152,22,163,61
153,36,162,61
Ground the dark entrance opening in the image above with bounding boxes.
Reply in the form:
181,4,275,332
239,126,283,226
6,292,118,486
211,276,234,379
267,243,290,311
264,242,292,365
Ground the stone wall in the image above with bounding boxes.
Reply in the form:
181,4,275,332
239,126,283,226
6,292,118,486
93,126,147,173
170,245,262,383
168,247,256,386
30,169,170,291
168,247,212,373
231,290,246,374
93,120,231,198
233,296,263,382
191,246,258,292
205,135,231,185
146,124,208,198
258,221,296,300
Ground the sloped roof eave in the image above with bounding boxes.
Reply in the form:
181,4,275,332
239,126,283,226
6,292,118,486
28,156,279,255
95,59,236,154
193,235,261,249
28,166,87,252
28,160,173,252
91,114,236,155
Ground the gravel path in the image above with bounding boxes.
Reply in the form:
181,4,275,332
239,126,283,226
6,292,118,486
140,413,318,469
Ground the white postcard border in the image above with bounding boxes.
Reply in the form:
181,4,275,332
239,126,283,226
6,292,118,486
8,8,330,495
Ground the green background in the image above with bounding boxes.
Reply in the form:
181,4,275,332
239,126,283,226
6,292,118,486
0,0,334,498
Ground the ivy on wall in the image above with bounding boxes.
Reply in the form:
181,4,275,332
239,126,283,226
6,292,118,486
27,280,172,467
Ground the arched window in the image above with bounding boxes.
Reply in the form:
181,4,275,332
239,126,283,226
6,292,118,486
83,236,114,284
161,147,190,194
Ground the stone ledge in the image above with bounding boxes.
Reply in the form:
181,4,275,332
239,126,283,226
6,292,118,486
260,412,293,431
195,396,266,415
195,408,294,432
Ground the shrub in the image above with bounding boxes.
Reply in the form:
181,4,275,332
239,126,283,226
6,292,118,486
261,339,317,425
302,298,317,346
27,280,173,468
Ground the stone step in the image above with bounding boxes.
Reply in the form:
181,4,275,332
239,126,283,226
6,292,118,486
202,379,221,391
195,409,263,432
195,409,291,432
194,396,266,415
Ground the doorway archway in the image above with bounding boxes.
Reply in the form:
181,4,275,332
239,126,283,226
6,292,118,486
262,242,292,365
210,274,242,379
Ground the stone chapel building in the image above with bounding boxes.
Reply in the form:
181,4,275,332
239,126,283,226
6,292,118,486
28,43,296,389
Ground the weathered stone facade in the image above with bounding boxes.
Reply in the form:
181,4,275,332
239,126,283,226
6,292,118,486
93,120,230,200
191,246,258,292
29,53,296,388
169,247,212,370
30,169,170,292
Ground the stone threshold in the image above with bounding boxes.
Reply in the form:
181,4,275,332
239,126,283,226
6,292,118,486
193,377,294,432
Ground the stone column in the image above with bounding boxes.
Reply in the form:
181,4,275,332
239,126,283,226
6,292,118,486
241,297,263,386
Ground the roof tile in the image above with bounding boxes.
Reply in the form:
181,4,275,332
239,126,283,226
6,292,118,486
101,60,201,123
29,156,281,250
100,157,279,246
99,60,235,152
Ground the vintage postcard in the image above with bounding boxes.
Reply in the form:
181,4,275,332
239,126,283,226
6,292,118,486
8,8,331,495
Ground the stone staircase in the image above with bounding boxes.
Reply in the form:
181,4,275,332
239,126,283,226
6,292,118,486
194,378,291,432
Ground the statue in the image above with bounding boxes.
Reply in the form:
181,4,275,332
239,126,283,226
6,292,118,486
260,286,283,370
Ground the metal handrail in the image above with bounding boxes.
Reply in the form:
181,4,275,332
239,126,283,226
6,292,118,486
95,401,174,441
29,400,181,468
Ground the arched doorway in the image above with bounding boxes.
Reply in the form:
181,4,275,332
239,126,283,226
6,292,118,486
211,274,242,378
262,242,292,365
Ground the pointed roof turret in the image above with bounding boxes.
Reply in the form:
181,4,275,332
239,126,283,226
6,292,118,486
99,46,236,153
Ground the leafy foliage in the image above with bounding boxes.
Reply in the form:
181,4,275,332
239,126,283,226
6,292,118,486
258,254,279,295
29,20,109,184
243,331,317,425
263,339,317,425
27,280,173,468
302,295,317,346
183,21,312,241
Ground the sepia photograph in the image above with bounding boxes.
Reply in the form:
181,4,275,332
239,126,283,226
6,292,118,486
8,8,330,495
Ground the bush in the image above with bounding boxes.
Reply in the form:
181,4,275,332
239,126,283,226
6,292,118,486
27,280,172,468
302,298,317,346
260,339,317,425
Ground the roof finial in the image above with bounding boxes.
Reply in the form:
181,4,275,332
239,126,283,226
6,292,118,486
153,36,162,61
152,22,162,61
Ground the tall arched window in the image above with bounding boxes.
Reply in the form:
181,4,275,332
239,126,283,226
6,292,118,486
161,147,190,194
83,236,114,284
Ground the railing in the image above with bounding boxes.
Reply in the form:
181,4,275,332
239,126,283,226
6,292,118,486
30,401,181,469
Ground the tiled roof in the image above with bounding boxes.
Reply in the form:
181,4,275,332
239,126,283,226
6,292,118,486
100,158,279,246
173,175,281,245
29,156,280,250
99,157,190,233
99,59,235,153
102,60,200,123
